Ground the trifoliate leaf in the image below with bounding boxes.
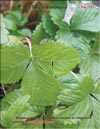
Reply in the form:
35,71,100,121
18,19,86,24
53,77,100,127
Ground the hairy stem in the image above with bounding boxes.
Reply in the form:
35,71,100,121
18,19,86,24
1,84,6,96
25,37,32,57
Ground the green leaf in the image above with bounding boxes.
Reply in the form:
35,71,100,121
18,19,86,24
32,40,80,77
32,22,49,44
21,62,61,106
58,77,94,106
17,28,32,37
80,54,100,81
5,11,27,26
53,77,100,128
56,31,89,61
42,12,58,36
78,31,97,42
0,95,30,128
45,104,78,128
58,73,77,88
54,97,91,125
93,82,100,94
49,1,68,28
0,90,21,111
0,22,9,44
0,43,30,83
71,8,100,32
8,35,21,44
0,89,41,128
4,12,18,25
78,97,100,129
4,17,17,31
9,30,25,40
50,8,67,28
19,15,28,26
10,11,22,23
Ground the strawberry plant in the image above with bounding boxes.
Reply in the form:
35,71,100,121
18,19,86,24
0,0,100,129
